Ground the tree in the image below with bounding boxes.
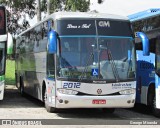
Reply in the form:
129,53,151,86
36,0,41,21
0,0,90,35
0,0,36,36
65,0,90,12
47,0,50,15
42,0,90,13
42,0,63,13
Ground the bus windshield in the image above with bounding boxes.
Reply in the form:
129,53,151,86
57,36,135,82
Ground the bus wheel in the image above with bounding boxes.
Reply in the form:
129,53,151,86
151,95,160,117
20,77,24,96
102,108,115,114
44,88,57,113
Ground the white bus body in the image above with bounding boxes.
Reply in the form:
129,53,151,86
15,12,137,112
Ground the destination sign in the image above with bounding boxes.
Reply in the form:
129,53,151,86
57,19,96,35
96,20,132,36
57,19,132,37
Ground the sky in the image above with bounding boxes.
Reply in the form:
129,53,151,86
90,0,160,16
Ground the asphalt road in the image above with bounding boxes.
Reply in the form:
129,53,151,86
0,85,160,127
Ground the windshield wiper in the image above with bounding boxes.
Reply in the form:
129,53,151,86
107,49,120,82
99,44,119,82
79,52,94,81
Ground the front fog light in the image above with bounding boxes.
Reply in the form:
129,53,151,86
58,89,78,95
119,89,135,95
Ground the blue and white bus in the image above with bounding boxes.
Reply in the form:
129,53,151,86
15,12,147,113
128,8,160,117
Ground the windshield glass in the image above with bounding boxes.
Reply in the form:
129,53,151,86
57,36,135,82
0,42,5,74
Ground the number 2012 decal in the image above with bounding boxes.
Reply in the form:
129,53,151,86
63,82,81,88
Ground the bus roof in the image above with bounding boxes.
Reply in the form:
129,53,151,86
128,8,160,22
50,11,129,20
17,12,129,37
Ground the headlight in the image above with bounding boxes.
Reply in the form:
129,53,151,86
57,89,78,95
119,89,135,95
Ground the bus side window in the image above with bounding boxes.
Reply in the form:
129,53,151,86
47,54,55,78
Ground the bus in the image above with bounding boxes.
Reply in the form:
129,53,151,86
15,12,148,113
128,8,160,117
0,5,13,100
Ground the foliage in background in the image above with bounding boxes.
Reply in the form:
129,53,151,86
65,0,90,12
41,0,90,13
0,0,35,36
0,0,90,36
5,59,15,85
42,0,62,13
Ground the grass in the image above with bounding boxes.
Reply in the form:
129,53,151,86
5,59,15,85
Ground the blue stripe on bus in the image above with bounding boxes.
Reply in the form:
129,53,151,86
59,35,133,39
128,8,160,22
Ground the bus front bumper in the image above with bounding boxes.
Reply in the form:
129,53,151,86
54,94,135,108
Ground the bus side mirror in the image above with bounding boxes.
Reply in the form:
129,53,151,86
7,33,13,54
135,32,150,56
48,30,57,53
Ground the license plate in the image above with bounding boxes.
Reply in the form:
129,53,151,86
92,100,106,104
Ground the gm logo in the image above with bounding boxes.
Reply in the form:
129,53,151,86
63,82,81,88
98,21,110,27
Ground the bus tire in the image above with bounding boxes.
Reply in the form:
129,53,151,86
20,77,24,96
102,108,115,114
44,88,57,113
151,95,160,117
